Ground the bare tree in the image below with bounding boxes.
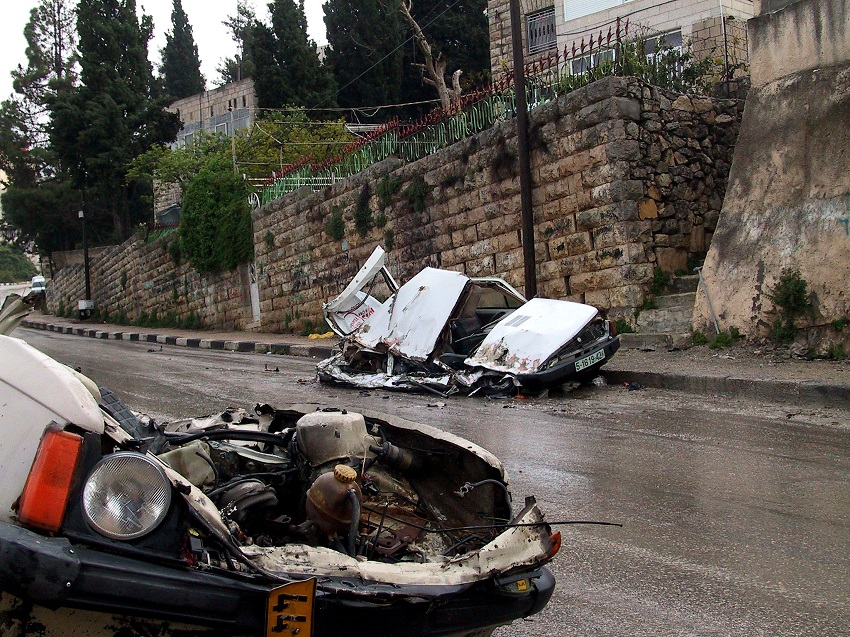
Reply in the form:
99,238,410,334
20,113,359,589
398,0,462,110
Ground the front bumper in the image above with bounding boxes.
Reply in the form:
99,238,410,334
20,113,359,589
516,336,621,388
0,521,554,636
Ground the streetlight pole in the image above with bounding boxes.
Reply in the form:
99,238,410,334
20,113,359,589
78,210,93,319
509,0,537,298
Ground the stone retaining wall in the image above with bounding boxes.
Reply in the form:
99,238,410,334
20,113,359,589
49,76,742,334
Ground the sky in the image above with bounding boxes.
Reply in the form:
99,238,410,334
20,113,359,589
0,0,329,100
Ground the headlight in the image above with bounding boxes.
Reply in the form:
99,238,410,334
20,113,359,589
83,452,172,540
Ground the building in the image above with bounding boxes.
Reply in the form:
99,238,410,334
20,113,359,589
167,77,256,148
155,78,257,222
488,0,754,79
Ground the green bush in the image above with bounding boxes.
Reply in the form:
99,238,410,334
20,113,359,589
180,159,254,274
377,175,402,208
767,268,812,343
384,228,395,251
692,330,708,345
326,206,345,241
354,185,373,237
709,331,732,349
613,319,635,334
649,268,671,296
831,318,849,331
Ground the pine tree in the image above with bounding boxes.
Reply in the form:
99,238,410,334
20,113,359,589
324,0,404,121
250,0,337,113
216,0,256,86
160,0,205,100
0,0,80,256
49,0,180,241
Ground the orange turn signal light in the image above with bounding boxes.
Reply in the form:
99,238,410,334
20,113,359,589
18,429,83,533
546,531,562,560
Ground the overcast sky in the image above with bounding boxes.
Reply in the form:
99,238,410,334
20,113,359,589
0,0,328,100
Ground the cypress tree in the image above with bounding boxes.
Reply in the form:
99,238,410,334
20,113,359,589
160,0,205,100
250,0,337,113
324,0,404,121
49,0,180,241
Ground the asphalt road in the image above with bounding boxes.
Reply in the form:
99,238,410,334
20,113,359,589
17,328,850,637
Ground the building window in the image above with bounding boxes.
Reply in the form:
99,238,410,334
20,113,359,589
242,95,246,108
527,7,556,54
210,106,214,117
570,48,616,75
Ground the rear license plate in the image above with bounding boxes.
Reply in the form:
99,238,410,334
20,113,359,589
266,578,316,637
575,348,605,372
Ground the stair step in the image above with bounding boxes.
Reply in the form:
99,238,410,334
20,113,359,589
654,291,696,309
668,274,700,294
636,305,693,333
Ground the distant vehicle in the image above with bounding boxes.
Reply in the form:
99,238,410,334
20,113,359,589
319,247,620,396
30,275,46,293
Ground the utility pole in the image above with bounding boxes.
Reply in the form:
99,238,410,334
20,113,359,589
78,210,93,319
509,0,537,298
229,106,237,173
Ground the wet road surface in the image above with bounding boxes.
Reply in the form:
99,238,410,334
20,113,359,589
18,329,850,637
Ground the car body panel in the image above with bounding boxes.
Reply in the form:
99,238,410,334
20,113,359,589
466,298,598,375
0,327,557,636
320,247,619,392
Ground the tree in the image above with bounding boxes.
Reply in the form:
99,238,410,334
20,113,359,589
250,0,337,113
324,0,404,121
398,0,489,118
216,0,256,86
0,0,79,259
160,0,205,100
0,243,38,283
49,0,180,241
10,0,77,138
179,157,253,273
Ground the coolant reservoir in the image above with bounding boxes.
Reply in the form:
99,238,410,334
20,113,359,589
296,409,372,466
306,465,362,535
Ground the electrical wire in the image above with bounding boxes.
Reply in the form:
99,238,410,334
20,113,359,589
360,505,622,534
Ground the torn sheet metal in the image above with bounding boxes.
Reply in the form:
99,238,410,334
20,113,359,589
466,298,597,375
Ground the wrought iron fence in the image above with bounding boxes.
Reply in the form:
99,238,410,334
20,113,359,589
258,20,716,206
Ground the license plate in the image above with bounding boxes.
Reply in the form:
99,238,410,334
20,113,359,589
575,348,605,372
266,578,316,637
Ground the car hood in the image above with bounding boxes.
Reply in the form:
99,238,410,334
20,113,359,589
465,298,598,375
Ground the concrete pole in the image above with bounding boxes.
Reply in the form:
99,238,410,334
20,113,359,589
509,0,538,298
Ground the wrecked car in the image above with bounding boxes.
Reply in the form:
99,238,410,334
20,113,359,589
0,294,557,637
318,247,620,395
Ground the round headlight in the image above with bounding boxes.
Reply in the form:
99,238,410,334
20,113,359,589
82,452,172,540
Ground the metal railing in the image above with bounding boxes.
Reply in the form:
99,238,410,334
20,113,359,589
257,20,709,206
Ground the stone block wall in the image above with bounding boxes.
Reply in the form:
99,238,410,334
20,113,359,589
48,77,742,334
254,76,742,332
47,232,253,330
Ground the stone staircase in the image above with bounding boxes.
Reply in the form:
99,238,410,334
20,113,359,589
620,274,699,350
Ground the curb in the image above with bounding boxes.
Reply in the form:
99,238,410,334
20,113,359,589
20,319,337,360
20,319,848,408
604,369,850,409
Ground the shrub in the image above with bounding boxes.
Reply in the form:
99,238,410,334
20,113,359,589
649,268,671,296
613,319,635,334
180,158,254,273
377,175,402,208
767,269,812,343
831,318,849,331
384,228,395,251
692,330,708,345
354,185,373,237
326,206,345,241
709,331,732,349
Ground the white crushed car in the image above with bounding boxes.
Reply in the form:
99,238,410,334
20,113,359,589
0,294,558,637
318,247,620,395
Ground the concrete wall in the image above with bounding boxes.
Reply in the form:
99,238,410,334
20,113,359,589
748,0,850,86
694,63,850,351
49,77,742,334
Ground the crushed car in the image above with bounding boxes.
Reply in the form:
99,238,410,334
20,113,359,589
0,294,558,637
318,247,620,395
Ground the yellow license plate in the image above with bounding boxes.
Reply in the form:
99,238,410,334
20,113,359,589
266,578,316,637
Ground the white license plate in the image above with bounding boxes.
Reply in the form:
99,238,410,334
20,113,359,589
575,349,605,371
